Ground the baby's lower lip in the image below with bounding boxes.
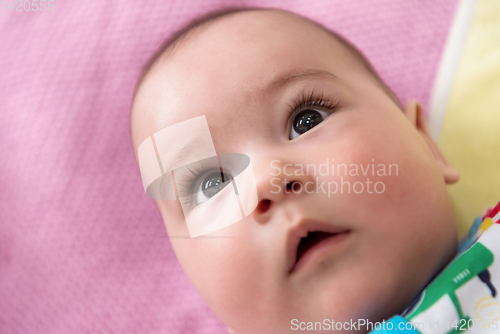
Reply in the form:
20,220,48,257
290,231,351,274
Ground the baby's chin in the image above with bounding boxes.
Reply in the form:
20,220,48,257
290,254,430,328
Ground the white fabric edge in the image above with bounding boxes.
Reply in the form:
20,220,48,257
428,0,479,141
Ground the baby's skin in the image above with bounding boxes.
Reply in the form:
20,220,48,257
131,9,461,334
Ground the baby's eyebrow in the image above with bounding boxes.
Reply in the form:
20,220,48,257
263,69,340,96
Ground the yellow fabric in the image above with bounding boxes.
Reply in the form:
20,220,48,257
480,218,494,233
439,0,500,238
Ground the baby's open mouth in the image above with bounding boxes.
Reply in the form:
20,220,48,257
289,229,351,274
296,231,339,262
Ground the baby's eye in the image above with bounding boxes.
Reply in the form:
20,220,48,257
289,109,331,139
194,170,233,205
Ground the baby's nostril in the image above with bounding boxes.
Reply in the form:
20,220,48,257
286,181,302,192
257,199,271,213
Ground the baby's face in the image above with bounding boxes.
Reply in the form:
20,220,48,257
132,10,458,334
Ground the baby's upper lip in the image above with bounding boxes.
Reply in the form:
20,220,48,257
286,219,350,274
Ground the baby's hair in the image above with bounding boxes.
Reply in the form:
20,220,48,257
133,6,401,110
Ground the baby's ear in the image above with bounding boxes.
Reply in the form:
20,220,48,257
403,99,460,184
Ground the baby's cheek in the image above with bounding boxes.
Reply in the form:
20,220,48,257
176,235,266,327
157,200,189,234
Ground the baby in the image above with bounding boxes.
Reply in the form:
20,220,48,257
130,7,463,334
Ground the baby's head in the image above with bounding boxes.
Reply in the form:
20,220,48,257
130,8,460,333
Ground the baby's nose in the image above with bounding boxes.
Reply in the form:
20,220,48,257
251,159,316,217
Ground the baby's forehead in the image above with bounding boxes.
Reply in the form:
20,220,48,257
138,11,357,103
151,9,349,77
